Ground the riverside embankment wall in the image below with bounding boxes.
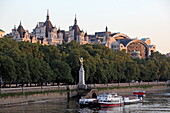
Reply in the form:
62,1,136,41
0,82,169,106
1,82,167,94
0,92,68,106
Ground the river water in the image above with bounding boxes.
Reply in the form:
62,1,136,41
0,88,170,113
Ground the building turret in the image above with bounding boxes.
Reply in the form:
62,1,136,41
44,10,53,37
72,15,81,40
17,21,25,38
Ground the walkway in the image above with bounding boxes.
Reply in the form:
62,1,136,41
0,82,167,94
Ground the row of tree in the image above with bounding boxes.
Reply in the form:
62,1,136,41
0,38,170,87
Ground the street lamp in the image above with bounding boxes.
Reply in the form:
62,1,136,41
40,76,43,91
0,76,2,94
93,76,96,88
57,76,60,86
21,77,24,94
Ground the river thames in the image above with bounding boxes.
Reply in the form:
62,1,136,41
0,88,170,113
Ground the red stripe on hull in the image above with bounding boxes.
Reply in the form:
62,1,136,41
100,103,124,107
133,92,145,95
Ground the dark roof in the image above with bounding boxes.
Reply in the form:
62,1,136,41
72,15,80,32
44,10,53,37
141,38,146,41
72,15,81,40
72,24,81,32
44,20,53,37
84,32,87,37
109,33,119,37
100,42,106,45
119,39,132,47
0,29,4,32
149,45,154,48
17,22,25,38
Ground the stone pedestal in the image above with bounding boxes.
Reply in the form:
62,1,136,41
78,66,87,89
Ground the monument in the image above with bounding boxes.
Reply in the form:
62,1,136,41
77,57,87,89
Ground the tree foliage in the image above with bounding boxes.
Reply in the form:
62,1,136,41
0,38,170,87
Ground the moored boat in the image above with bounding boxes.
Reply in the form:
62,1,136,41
79,98,99,108
97,92,124,107
133,90,146,97
123,95,142,104
78,90,145,108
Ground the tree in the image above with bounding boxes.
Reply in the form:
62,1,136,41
147,60,159,82
125,61,140,86
15,57,30,86
51,60,73,85
66,49,80,84
114,62,125,86
139,64,149,82
28,57,42,86
0,55,16,87
39,60,52,85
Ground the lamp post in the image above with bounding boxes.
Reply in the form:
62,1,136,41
0,76,2,94
57,76,60,86
22,77,24,94
41,76,43,91
93,76,96,88
67,84,70,102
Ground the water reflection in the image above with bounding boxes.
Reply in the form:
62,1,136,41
0,89,170,113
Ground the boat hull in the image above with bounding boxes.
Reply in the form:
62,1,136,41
124,99,142,104
133,91,146,96
99,103,124,107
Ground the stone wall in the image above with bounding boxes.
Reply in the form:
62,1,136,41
0,92,67,106
0,82,168,106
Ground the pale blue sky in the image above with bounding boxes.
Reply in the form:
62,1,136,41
1,0,170,54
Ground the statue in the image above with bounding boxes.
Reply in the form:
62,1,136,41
79,57,84,66
78,57,87,89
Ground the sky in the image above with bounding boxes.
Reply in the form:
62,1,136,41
1,0,170,54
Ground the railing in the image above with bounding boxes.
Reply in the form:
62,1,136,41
0,82,167,94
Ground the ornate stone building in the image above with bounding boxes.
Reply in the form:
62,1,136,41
31,10,63,45
89,27,156,59
11,10,63,45
11,21,30,42
9,11,156,58
65,15,89,44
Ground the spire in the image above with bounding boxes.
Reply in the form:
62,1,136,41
106,26,108,32
47,9,49,20
14,25,16,30
74,14,77,25
105,26,110,42
20,21,22,26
